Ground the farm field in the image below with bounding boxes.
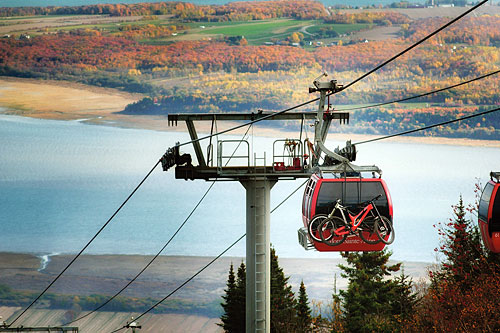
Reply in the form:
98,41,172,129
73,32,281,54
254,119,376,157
1,3,500,331
1,2,500,141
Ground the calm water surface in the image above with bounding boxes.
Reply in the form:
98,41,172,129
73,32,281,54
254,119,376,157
1,114,499,263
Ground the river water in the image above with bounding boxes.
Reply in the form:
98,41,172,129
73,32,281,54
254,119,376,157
1,114,499,263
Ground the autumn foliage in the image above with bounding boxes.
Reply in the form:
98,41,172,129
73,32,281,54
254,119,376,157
0,0,327,20
402,197,500,331
2,3,500,139
325,11,410,25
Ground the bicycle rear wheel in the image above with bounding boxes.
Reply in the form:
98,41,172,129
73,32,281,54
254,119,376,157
308,214,331,242
319,216,347,246
358,218,381,245
375,216,395,245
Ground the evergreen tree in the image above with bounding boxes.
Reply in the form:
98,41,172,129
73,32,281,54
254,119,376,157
295,280,312,332
270,247,297,332
389,270,419,327
220,249,301,333
234,262,246,332
218,263,238,332
338,250,401,332
435,195,485,285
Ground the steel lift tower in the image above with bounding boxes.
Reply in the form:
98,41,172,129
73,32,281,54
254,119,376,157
162,75,380,332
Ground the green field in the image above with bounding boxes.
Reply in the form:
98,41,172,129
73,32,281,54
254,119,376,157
2,13,377,47
305,23,371,35
196,19,315,44
192,19,373,45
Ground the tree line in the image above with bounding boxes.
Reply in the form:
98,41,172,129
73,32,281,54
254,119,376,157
0,284,222,318
0,0,327,20
219,195,500,332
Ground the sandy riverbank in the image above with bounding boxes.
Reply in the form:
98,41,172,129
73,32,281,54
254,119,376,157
1,77,499,148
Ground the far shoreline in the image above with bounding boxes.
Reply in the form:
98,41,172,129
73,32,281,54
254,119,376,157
1,76,499,148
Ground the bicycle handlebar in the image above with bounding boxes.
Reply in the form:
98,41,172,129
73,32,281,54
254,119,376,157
357,194,382,207
335,194,381,208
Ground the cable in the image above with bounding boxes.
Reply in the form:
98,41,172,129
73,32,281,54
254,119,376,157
354,106,500,145
13,2,489,326
7,160,161,328
62,181,216,326
336,69,500,112
109,233,246,333
271,179,309,214
168,1,487,152
102,4,490,323
64,125,253,326
176,98,320,149
109,179,308,333
338,0,488,93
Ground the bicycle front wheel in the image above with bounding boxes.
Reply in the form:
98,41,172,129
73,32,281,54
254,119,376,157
308,214,330,242
375,216,395,245
319,216,347,246
358,218,381,245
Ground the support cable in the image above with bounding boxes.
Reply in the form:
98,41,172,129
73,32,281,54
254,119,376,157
105,105,500,333
338,0,488,93
109,179,308,333
9,2,488,326
336,69,500,112
354,106,500,145
7,160,161,328
62,181,216,326
170,0,486,151
63,125,253,326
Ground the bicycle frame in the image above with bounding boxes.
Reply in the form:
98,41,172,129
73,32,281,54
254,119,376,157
328,200,378,237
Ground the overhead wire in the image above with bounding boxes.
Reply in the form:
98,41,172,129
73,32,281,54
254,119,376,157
354,106,500,145
11,0,489,328
7,160,161,327
109,233,246,333
62,181,216,326
336,69,500,112
104,6,493,327
63,124,253,326
338,0,488,93
171,0,487,151
108,178,309,333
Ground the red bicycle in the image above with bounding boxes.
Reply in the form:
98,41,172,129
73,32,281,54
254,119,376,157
308,195,394,246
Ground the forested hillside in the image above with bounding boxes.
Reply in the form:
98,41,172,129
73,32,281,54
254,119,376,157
1,1,500,139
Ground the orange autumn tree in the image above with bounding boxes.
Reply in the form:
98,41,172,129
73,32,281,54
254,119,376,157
404,196,500,331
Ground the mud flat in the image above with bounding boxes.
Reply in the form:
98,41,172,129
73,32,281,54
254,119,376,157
0,252,430,331
0,252,430,302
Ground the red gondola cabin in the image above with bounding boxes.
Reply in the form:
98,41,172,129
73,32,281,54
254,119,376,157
302,173,393,251
478,172,500,253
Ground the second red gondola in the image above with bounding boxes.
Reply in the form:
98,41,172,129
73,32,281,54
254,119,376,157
478,172,500,253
